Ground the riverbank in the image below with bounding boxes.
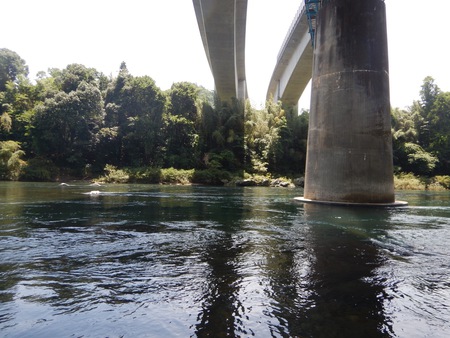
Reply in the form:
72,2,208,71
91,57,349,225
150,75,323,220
96,166,450,191
394,173,450,191
4,164,450,191
96,165,298,188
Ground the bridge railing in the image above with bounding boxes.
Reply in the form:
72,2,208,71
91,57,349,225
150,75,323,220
276,1,306,62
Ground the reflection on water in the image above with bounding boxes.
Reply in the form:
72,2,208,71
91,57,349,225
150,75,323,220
1,182,450,337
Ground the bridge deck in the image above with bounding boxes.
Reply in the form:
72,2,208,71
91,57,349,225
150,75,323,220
266,3,313,107
193,0,247,102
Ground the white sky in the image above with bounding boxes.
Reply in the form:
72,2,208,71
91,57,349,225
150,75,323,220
2,0,450,110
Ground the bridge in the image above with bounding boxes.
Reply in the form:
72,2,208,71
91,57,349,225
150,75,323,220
266,2,313,107
193,0,405,206
192,0,248,103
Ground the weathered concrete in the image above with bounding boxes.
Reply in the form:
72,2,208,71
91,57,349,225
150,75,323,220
192,0,248,103
266,4,313,106
304,0,396,204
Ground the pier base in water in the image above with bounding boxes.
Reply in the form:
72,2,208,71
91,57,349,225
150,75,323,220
295,197,408,207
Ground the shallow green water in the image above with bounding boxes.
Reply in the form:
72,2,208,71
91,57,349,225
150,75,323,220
1,182,449,337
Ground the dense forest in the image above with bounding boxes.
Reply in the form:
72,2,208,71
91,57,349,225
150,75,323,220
1,48,449,188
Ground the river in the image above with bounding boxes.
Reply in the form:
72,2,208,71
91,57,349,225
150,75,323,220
1,182,449,337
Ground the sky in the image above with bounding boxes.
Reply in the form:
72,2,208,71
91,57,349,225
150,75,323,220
2,0,450,110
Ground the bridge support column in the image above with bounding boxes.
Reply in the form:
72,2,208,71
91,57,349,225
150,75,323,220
302,0,398,205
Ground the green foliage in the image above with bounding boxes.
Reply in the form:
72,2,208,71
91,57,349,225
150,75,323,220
435,175,450,189
55,64,100,93
160,167,194,184
103,65,166,167
396,142,438,176
0,140,26,180
420,76,440,116
126,167,162,183
198,99,245,171
394,173,449,191
100,164,130,183
394,173,425,190
391,77,450,176
3,48,450,184
244,101,308,175
0,48,29,92
192,169,232,185
32,79,104,171
169,82,199,121
20,157,58,181
425,91,450,173
164,114,199,169
0,111,12,132
203,150,239,171
100,165,196,185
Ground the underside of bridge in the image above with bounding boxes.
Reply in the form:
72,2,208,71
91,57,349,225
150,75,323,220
192,0,247,103
301,0,404,206
266,4,313,107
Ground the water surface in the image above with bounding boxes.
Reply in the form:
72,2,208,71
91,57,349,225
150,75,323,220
1,182,449,337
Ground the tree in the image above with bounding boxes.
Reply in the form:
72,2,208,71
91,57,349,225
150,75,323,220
103,64,166,167
120,76,166,166
0,48,29,92
420,76,440,116
0,76,38,151
390,77,450,176
32,81,104,172
59,64,99,93
426,91,450,173
416,77,440,149
165,114,199,168
169,82,199,121
0,140,26,180
164,82,201,169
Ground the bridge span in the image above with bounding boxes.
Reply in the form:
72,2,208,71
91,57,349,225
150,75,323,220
266,2,313,107
192,0,247,103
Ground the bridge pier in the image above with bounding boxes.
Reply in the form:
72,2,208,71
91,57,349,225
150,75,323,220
301,0,404,206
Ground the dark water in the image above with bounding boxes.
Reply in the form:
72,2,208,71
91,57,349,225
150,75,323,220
1,182,450,337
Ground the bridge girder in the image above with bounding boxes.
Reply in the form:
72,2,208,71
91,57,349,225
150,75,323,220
266,4,313,107
193,0,248,103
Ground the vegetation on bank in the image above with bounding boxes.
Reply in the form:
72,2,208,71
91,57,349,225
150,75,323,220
394,173,450,191
1,48,450,191
95,165,297,187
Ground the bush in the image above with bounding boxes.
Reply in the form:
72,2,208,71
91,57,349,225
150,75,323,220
394,173,447,191
20,158,59,181
435,175,450,190
127,167,162,183
100,164,130,183
394,173,424,190
0,140,26,180
160,167,194,184
192,169,232,185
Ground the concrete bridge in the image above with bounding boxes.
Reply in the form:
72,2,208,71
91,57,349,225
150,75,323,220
192,0,247,103
193,0,406,206
266,2,313,107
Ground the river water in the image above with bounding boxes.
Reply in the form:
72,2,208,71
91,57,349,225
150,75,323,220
0,182,449,337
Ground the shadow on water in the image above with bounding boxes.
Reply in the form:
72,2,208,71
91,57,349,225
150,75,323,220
195,232,244,337
264,203,395,337
194,188,254,337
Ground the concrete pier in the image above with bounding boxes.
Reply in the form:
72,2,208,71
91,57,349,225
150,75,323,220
303,0,397,204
